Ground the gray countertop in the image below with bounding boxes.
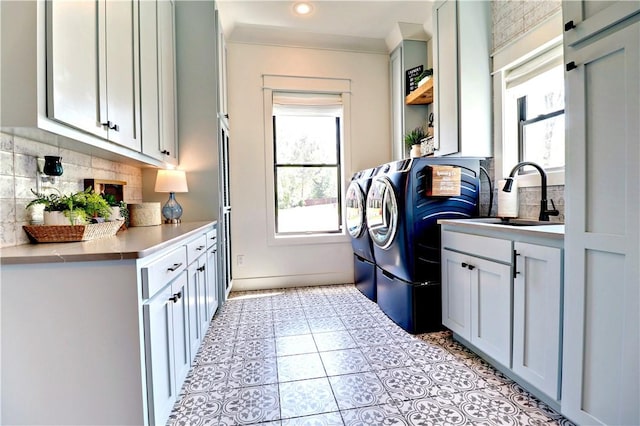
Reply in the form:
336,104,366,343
439,218,564,240
1,221,216,265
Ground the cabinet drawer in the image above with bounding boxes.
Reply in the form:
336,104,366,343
186,235,207,265
442,230,512,263
206,228,217,249
142,246,187,299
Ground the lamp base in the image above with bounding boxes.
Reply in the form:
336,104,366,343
161,192,184,224
164,218,182,224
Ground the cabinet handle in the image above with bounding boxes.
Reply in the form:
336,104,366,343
101,121,120,131
197,265,206,272
196,245,205,251
169,291,182,303
161,149,171,156
461,262,475,271
564,20,576,31
167,262,183,272
566,61,578,72
513,250,520,278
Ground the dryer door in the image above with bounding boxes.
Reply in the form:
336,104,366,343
366,177,398,249
346,180,366,238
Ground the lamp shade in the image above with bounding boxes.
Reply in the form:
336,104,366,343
155,169,189,193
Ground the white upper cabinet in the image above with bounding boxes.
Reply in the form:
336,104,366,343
432,0,492,157
140,0,178,165
563,0,640,46
48,0,141,151
46,1,106,139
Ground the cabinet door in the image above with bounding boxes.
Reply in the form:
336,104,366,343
171,273,190,388
563,1,640,47
186,263,201,362
433,0,459,156
46,1,107,139
441,249,471,341
143,284,176,426
158,0,178,164
513,243,562,400
197,256,209,337
206,246,219,320
470,257,512,368
103,0,140,151
562,19,640,426
139,0,161,160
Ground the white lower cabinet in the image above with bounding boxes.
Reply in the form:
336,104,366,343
442,247,512,367
143,272,188,426
441,227,564,408
143,224,218,424
512,242,562,400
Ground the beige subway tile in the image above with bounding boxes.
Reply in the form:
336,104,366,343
0,222,17,247
0,132,14,151
59,148,92,168
0,198,16,223
0,175,15,198
13,153,37,178
1,151,14,176
91,156,114,171
13,136,59,157
16,222,31,246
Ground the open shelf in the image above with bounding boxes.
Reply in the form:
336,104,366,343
405,78,433,105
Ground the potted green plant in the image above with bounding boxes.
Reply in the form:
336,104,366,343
404,126,427,158
27,187,111,225
101,193,128,224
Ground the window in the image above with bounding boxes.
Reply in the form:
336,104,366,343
503,45,565,176
272,92,343,235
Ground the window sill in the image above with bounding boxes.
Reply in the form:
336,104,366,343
514,168,565,188
267,232,350,247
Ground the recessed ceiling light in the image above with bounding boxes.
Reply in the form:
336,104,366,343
293,2,313,16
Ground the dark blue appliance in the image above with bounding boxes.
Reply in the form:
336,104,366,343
366,157,480,333
346,168,377,301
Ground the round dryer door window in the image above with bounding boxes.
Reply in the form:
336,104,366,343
366,177,398,249
346,181,365,238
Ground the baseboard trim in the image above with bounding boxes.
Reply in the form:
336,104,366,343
231,272,354,292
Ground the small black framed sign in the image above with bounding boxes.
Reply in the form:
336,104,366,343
405,65,424,96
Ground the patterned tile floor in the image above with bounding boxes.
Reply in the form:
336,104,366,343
168,284,574,425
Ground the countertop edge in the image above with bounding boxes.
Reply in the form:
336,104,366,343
1,221,217,265
438,218,564,240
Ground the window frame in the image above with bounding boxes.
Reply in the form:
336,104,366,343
492,11,565,188
262,75,352,247
272,114,343,235
517,95,565,169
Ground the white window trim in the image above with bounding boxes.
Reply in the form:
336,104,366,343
262,75,352,246
492,11,565,188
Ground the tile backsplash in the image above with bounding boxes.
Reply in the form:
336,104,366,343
479,158,564,223
0,132,143,247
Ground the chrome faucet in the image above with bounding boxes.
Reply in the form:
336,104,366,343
502,161,560,221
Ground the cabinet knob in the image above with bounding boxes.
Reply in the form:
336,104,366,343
167,262,183,272
566,61,578,72
564,20,576,31
169,291,182,303
161,150,171,156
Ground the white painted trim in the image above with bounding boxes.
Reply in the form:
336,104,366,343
492,12,563,72
262,75,352,247
232,271,354,292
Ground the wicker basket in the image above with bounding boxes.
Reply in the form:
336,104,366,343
23,221,125,243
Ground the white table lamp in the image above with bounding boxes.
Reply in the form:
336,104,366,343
155,169,189,223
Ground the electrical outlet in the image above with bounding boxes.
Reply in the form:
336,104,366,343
36,158,45,174
237,255,244,266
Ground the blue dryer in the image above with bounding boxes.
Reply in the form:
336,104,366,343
346,168,377,301
366,157,480,333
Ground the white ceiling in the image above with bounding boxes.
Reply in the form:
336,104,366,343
217,0,434,53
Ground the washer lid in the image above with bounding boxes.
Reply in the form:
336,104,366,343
366,177,398,249
346,181,366,238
